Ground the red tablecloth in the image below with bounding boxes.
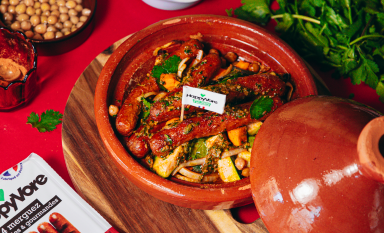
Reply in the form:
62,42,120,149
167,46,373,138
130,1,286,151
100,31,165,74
1,0,383,226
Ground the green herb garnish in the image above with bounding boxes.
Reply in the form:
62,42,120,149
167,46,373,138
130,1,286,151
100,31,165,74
27,110,63,132
232,0,384,102
250,96,273,119
152,55,181,79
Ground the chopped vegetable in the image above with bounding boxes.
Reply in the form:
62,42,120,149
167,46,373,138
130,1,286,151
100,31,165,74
232,0,384,102
227,126,248,146
160,73,180,91
247,121,263,135
234,61,250,70
250,96,274,119
218,157,241,182
248,135,255,148
238,151,251,167
153,145,185,178
27,110,63,133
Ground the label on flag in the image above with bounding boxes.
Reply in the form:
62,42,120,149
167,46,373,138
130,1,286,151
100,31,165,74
182,86,226,114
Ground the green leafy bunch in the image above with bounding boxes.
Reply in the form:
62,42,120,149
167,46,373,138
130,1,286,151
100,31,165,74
232,0,384,102
27,110,63,132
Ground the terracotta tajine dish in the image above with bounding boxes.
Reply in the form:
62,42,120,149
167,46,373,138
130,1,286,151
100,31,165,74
0,27,37,110
251,96,384,232
94,15,317,209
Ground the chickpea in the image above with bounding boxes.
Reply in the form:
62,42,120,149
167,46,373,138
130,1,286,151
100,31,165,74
33,1,40,9
43,31,54,39
55,31,63,38
20,20,31,30
3,12,13,21
40,15,47,23
24,30,34,38
209,49,219,55
241,168,250,177
56,0,64,6
51,9,60,17
65,0,76,9
58,5,67,13
40,2,49,11
224,52,238,63
54,21,62,29
50,4,58,10
34,23,46,34
26,6,35,15
75,0,81,4
109,105,119,117
76,21,83,28
10,21,21,30
42,10,50,16
79,15,87,22
81,7,90,16
47,15,57,24
24,0,33,6
15,3,25,13
69,15,78,24
17,13,29,21
63,20,72,28
248,63,260,73
39,0,48,3
48,0,55,4
30,15,40,25
46,25,56,31
59,13,68,22
74,4,81,12
63,30,70,35
9,0,18,5
32,33,43,40
68,8,76,16
235,157,246,170
70,25,77,32
0,5,7,13
4,20,12,26
7,5,15,13
35,8,41,15
1,0,9,5
61,27,69,33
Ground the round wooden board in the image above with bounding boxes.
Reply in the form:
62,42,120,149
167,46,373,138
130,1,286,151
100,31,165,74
62,35,270,233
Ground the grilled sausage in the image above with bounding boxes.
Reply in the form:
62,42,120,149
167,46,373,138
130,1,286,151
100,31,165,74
149,97,283,156
116,76,160,136
168,39,203,60
126,121,167,158
149,73,286,123
49,213,80,233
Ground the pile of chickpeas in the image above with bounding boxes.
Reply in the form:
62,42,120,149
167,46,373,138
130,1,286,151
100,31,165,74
0,0,91,40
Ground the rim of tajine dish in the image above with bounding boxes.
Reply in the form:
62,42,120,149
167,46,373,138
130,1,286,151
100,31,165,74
94,14,317,209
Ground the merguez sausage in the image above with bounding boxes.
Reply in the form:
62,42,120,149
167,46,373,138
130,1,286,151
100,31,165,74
149,97,283,156
37,222,59,233
49,212,80,233
149,73,286,123
116,76,160,136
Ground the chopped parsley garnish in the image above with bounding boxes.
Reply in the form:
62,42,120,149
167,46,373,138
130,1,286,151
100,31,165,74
27,110,63,133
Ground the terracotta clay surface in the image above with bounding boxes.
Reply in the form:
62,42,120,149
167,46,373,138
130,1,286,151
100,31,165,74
94,15,317,210
251,96,384,233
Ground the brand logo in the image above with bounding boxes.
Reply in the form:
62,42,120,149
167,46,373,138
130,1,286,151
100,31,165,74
1,164,23,181
0,175,48,219
200,94,206,97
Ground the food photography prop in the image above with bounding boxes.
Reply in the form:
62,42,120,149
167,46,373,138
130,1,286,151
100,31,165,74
0,26,37,110
0,0,96,55
142,0,202,11
94,14,317,210
251,95,384,233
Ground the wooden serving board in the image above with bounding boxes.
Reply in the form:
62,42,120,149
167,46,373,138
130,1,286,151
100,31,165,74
62,36,328,233
62,35,270,233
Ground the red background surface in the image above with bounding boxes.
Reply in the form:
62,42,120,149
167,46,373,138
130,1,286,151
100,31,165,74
1,0,383,226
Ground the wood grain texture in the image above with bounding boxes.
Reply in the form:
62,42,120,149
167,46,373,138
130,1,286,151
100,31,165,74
62,36,328,233
62,36,269,233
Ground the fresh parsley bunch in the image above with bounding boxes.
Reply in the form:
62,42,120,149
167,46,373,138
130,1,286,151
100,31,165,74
27,110,63,132
232,0,384,102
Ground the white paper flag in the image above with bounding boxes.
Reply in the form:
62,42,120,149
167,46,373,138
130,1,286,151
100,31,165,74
181,86,226,114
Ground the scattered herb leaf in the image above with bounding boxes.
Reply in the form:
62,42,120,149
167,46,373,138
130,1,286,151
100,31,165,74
27,110,63,133
250,96,273,119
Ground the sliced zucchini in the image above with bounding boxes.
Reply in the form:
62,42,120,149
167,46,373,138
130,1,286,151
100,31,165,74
153,145,184,178
247,121,263,135
218,157,241,182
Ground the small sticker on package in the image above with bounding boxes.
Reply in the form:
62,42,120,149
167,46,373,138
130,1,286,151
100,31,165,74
0,153,118,233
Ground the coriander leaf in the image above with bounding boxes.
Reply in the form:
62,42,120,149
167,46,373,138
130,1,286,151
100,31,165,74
152,55,181,79
27,110,63,133
376,75,384,102
340,47,358,75
323,6,349,30
350,51,379,88
190,138,208,160
301,1,316,18
250,96,273,119
139,98,152,119
275,13,294,33
226,8,233,17
235,0,272,25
